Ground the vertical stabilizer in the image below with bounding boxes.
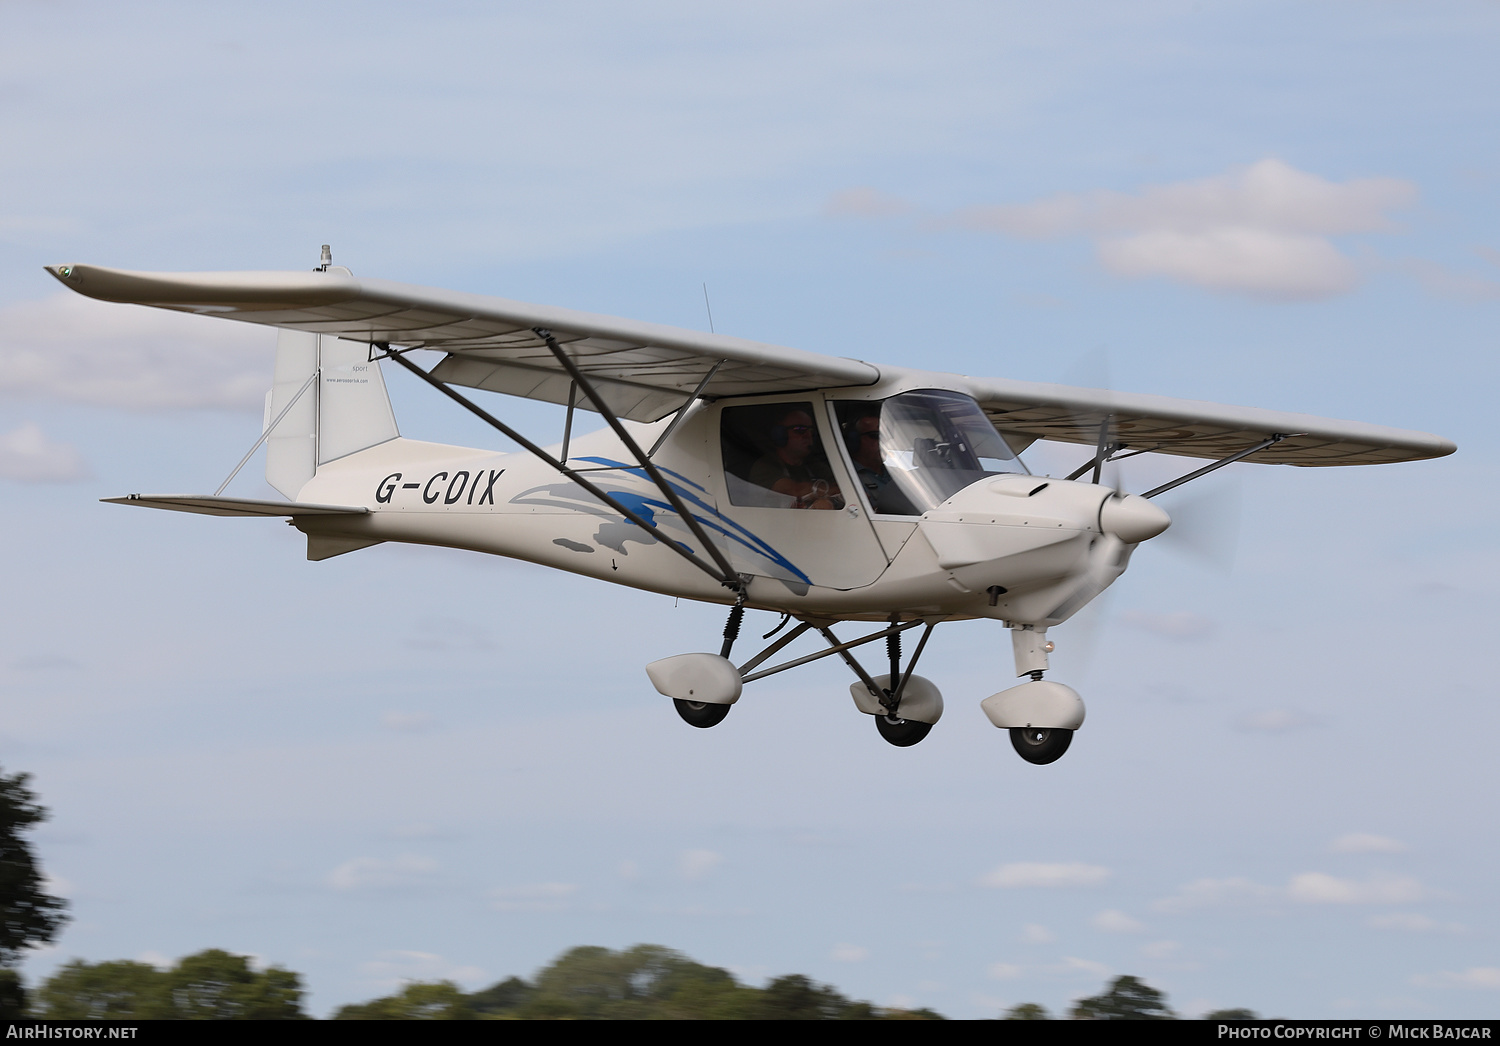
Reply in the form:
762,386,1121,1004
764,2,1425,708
264,331,399,500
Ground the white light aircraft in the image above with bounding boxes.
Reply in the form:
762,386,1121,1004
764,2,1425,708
47,249,1455,763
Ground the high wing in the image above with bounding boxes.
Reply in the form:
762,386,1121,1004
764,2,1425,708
47,263,1453,466
46,263,878,423
969,377,1455,466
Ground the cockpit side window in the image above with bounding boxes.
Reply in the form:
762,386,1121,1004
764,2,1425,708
721,402,845,510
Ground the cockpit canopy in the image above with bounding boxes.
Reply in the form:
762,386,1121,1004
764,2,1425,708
835,389,1027,516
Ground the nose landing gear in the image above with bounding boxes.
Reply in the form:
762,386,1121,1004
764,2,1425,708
982,626,1085,765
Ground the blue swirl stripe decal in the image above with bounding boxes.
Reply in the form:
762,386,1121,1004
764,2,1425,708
575,456,809,583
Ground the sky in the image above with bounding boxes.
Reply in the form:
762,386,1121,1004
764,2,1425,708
1,0,1498,1020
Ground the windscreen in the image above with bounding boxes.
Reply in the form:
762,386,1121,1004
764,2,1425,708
835,390,1027,516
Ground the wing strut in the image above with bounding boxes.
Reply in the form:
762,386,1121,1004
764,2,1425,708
379,345,742,592
532,328,743,593
1142,433,1293,499
648,359,724,458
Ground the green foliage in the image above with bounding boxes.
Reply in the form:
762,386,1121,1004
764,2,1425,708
35,950,306,1020
0,769,68,967
333,981,475,1020
1070,975,1175,1020
1005,1002,1050,1019
0,969,26,1019
1205,1008,1259,1020
34,960,172,1019
467,975,533,1015
756,973,859,1020
167,949,305,1020
520,944,759,1019
339,944,943,1020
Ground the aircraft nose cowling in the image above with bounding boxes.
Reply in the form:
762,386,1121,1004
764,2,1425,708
1098,493,1171,544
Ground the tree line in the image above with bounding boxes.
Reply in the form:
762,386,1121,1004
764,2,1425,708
20,944,1257,1020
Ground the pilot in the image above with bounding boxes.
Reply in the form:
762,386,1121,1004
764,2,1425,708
846,409,916,515
750,409,842,509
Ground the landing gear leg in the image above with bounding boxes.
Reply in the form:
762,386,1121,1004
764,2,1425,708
824,618,941,748
978,625,1081,765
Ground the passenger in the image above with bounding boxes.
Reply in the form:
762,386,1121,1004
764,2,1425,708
749,409,842,509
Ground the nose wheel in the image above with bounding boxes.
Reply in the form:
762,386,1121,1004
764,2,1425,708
1010,727,1073,764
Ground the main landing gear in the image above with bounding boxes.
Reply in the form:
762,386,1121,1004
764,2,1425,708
876,715,933,747
674,699,731,729
647,612,1085,763
840,619,943,748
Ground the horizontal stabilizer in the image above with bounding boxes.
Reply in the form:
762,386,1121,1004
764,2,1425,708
102,494,369,518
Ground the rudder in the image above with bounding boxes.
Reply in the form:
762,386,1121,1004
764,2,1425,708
264,331,398,499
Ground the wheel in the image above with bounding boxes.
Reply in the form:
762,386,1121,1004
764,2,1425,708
674,698,730,728
876,714,933,747
1009,727,1073,764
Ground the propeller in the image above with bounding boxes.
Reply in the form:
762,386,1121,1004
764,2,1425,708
1042,351,1243,676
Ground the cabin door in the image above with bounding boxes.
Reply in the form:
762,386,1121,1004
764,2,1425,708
711,396,889,591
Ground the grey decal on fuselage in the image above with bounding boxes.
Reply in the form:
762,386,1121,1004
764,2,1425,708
594,521,659,555
552,538,594,553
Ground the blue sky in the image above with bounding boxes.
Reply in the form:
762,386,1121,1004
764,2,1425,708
1,1,1497,1018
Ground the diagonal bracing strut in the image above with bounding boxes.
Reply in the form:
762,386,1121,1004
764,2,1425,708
532,328,743,592
1141,433,1294,499
380,346,738,590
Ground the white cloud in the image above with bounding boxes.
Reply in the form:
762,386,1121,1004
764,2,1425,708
936,159,1417,300
831,943,868,962
678,849,724,881
1414,968,1500,991
1020,924,1055,944
1052,956,1111,978
0,423,87,482
326,854,439,891
1152,876,1278,913
1153,872,1425,911
1400,257,1500,301
980,862,1110,889
1329,833,1407,854
488,882,579,912
825,186,913,218
987,962,1023,980
380,711,434,732
1236,709,1322,733
359,950,486,993
1093,909,1145,934
1140,940,1181,960
1368,913,1467,934
1287,872,1424,905
0,293,270,411
1097,228,1359,299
